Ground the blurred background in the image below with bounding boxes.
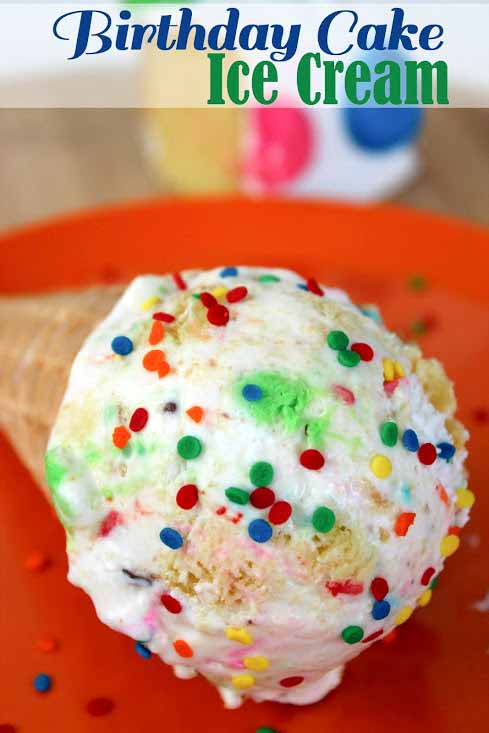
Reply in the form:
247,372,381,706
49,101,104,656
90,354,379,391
0,107,488,233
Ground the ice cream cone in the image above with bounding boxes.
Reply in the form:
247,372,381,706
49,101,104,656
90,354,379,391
0,285,124,497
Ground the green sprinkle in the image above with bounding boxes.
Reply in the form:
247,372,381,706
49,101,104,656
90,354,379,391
337,350,361,367
225,487,249,505
326,330,349,351
342,625,364,644
177,436,202,460
408,274,427,291
256,728,279,733
410,319,427,335
259,274,280,283
380,421,398,447
192,293,201,300
312,506,336,533
429,575,439,590
249,461,274,487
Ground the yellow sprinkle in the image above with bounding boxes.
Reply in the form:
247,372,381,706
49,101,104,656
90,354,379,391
211,286,228,299
394,361,405,378
383,358,395,382
226,627,253,645
395,606,414,626
440,534,460,557
417,589,432,607
232,673,255,689
244,655,270,672
141,295,160,312
370,454,392,479
456,488,475,509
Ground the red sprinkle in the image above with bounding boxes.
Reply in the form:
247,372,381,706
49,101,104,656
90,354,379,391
99,510,122,538
421,567,435,586
394,512,416,536
36,636,58,653
326,579,364,597
382,629,398,645
351,342,374,362
160,594,182,614
226,286,248,303
448,525,461,536
306,277,324,296
268,501,292,525
24,550,49,572
129,407,149,432
207,304,229,327
176,484,199,510
362,629,384,644
280,676,304,688
384,378,401,396
200,292,217,309
86,698,114,717
370,577,389,601
216,506,227,516
418,443,437,465
231,512,244,525
332,384,355,405
172,272,187,290
250,487,275,509
153,311,175,323
299,449,325,470
473,407,489,424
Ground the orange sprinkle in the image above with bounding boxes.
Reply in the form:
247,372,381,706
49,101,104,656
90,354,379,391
436,483,449,505
143,349,165,370
157,361,170,378
149,320,165,346
448,525,462,535
186,406,204,423
36,636,58,653
394,512,416,537
143,349,169,378
173,639,193,658
24,550,49,572
112,426,131,449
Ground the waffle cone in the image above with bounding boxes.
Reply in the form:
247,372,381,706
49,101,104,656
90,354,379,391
0,285,124,499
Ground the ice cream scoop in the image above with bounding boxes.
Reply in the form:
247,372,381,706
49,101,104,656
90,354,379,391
0,267,472,708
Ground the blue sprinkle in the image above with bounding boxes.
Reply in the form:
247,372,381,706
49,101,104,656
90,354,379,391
400,483,412,504
242,384,263,402
372,600,391,620
111,335,133,356
402,429,419,452
437,442,456,461
297,283,308,291
160,527,183,550
135,641,152,659
33,673,52,693
359,305,384,325
220,266,238,278
248,518,273,544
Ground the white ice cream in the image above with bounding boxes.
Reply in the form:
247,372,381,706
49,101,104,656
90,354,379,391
46,267,472,707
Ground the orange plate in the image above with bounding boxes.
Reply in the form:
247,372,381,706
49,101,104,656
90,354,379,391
1,198,488,733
